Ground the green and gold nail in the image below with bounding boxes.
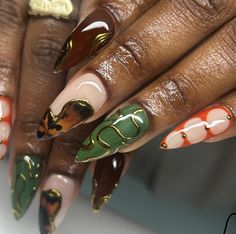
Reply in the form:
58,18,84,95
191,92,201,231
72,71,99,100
11,155,42,220
76,104,149,163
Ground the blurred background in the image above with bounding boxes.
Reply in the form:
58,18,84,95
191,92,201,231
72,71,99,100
1,133,236,234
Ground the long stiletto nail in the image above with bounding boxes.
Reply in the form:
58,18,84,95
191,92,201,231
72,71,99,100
39,175,76,234
11,155,42,220
76,104,149,163
54,8,115,72
160,105,233,149
0,96,12,159
37,73,107,140
92,153,124,212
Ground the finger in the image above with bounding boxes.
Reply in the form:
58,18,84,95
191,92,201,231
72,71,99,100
92,152,132,212
75,17,236,162
54,0,158,72
167,90,236,145
38,0,236,140
38,121,99,233
10,7,79,220
0,1,28,159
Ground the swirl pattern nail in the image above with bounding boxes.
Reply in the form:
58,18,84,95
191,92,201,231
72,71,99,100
11,155,42,220
76,104,149,163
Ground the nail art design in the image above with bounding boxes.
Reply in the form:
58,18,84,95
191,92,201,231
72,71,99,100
92,153,124,212
37,100,94,139
160,105,233,149
0,96,12,159
54,8,115,72
39,189,62,234
11,155,42,220
76,104,149,163
38,73,107,139
39,175,76,234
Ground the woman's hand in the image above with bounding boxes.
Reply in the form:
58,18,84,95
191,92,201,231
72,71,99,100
37,0,236,163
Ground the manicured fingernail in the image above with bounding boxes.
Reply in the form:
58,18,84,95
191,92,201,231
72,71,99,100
0,96,12,160
54,8,115,72
92,153,124,212
11,155,42,220
160,105,233,149
76,104,149,163
37,73,106,140
39,174,76,234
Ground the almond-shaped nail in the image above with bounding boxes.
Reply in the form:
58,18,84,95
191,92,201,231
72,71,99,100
0,96,12,160
92,153,124,212
11,155,42,220
37,73,107,140
39,174,76,234
76,104,149,163
54,8,115,73
160,105,233,149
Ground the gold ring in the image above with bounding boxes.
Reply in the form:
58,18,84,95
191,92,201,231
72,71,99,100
28,0,74,19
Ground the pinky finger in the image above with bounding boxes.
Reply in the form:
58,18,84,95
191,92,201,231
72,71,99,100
160,90,236,149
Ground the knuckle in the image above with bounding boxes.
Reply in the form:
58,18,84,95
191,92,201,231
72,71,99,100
218,19,236,63
27,35,62,71
160,73,199,116
0,1,26,29
115,34,152,79
174,0,232,24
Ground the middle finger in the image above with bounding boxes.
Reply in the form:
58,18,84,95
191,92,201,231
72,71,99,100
38,0,236,139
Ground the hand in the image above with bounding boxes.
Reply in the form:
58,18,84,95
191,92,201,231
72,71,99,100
37,0,236,163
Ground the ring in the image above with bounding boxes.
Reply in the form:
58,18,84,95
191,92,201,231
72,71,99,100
28,0,74,19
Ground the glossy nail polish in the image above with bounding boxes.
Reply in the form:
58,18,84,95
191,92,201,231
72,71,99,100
37,73,106,140
92,153,125,212
11,155,42,220
76,104,149,163
39,175,76,234
54,8,115,72
0,96,12,159
160,105,233,149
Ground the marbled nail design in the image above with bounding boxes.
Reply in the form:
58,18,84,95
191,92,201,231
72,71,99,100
39,175,76,234
11,155,42,220
37,100,94,140
39,189,62,234
76,104,149,163
160,105,233,149
92,153,125,212
38,73,106,140
54,8,115,72
0,96,12,159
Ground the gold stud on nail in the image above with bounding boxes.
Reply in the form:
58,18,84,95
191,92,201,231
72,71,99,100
227,115,232,120
160,143,168,149
182,133,187,139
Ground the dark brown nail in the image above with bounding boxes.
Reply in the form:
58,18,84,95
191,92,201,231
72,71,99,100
54,8,115,73
92,153,125,212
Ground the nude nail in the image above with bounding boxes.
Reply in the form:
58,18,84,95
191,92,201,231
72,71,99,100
37,73,107,139
160,105,233,149
39,174,77,234
0,96,12,159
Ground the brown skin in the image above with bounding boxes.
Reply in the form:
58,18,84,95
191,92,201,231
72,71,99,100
3,0,236,227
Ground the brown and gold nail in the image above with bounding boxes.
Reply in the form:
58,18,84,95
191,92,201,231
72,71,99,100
92,153,125,212
54,8,116,73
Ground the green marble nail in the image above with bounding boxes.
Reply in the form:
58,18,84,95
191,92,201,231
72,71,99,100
76,104,149,162
11,155,42,220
